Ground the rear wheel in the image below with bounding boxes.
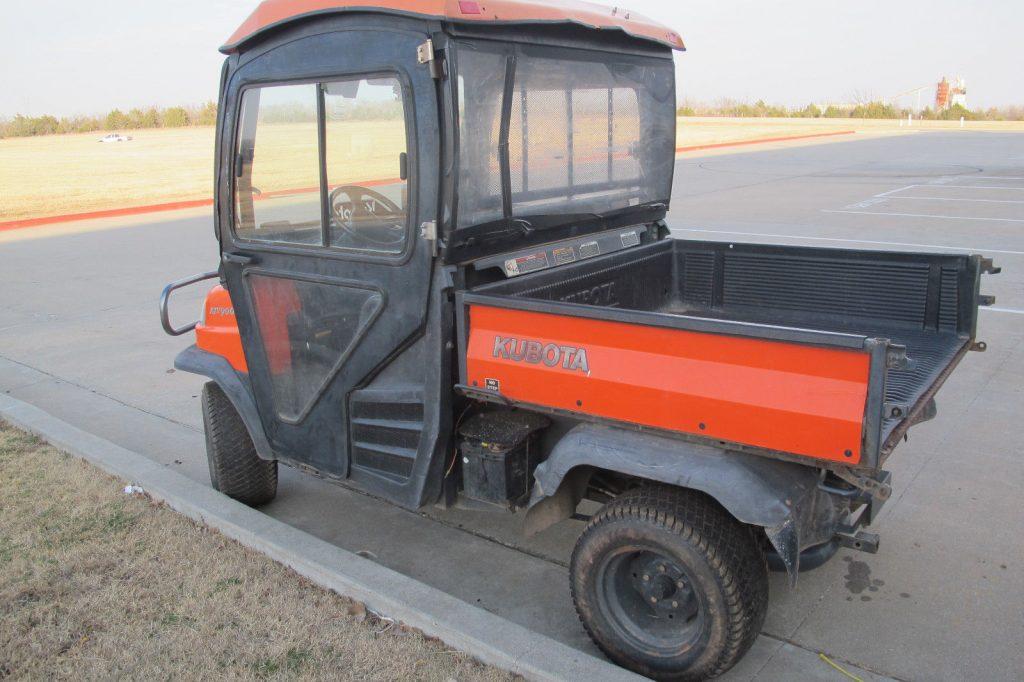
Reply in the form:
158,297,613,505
201,382,277,506
570,485,768,680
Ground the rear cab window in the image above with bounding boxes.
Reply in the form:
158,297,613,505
453,42,675,232
233,76,410,255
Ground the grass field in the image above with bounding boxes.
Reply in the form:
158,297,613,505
2,117,1022,223
0,422,513,680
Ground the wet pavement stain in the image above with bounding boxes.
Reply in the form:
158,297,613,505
842,555,887,598
843,555,872,594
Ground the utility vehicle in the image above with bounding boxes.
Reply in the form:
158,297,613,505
161,1,998,678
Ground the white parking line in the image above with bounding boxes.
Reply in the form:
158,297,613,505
870,182,1024,199
982,307,1024,316
922,184,1024,191
823,209,1024,223
889,196,1024,204
874,185,919,197
969,176,1024,181
673,227,1024,255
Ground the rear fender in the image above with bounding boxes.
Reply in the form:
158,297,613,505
174,345,275,462
526,424,836,584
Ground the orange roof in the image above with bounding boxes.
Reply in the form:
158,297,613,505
222,0,684,53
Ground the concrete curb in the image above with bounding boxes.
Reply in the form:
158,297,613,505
0,394,641,682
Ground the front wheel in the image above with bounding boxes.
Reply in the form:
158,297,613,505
201,382,277,506
570,486,768,680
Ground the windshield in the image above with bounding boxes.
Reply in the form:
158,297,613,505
453,41,675,231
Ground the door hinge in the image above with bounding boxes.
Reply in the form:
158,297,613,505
416,39,444,79
979,257,1001,275
416,39,434,64
420,220,438,257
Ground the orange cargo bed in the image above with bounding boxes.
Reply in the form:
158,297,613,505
457,238,987,470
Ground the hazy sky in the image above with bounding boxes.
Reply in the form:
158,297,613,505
1,0,1020,117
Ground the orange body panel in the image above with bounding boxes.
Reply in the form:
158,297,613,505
248,276,302,376
222,0,684,53
464,305,871,464
195,285,248,373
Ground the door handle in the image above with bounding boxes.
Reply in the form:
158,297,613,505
222,252,257,266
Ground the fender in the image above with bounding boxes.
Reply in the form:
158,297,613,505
174,345,276,462
526,424,837,583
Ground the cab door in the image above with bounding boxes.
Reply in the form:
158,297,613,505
217,23,439,480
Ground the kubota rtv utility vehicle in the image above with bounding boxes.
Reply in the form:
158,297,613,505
161,1,998,678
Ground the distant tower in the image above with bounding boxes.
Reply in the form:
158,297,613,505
935,76,967,110
950,76,967,108
935,77,950,110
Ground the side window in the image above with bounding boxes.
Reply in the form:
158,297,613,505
233,76,409,254
235,84,321,245
324,77,408,254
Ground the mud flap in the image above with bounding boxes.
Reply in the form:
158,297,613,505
526,424,836,585
174,345,276,462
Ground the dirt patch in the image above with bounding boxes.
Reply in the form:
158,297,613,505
0,422,515,680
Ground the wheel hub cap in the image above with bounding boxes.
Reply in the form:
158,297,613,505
632,556,698,621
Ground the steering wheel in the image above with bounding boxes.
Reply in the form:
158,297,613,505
329,185,405,247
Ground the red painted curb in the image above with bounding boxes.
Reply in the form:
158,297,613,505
0,198,214,232
675,129,855,153
1,131,856,233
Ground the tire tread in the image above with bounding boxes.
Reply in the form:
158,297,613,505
202,382,277,506
570,485,768,680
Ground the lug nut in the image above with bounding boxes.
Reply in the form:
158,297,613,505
642,574,650,581
658,565,666,573
650,596,658,603
672,601,678,608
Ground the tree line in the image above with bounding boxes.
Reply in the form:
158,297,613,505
677,99,1024,121
0,102,218,139
4,98,1022,139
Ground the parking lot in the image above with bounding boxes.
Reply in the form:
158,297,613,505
1,130,1021,680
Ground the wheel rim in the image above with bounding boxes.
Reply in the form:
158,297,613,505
596,545,706,656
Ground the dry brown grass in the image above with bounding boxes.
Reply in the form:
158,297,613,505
0,127,215,222
675,117,853,146
0,121,405,223
676,115,1024,147
0,422,515,681
3,116,1022,223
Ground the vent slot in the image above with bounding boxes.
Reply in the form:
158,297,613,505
349,388,424,483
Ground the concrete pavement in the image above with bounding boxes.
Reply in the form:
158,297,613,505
2,131,1022,680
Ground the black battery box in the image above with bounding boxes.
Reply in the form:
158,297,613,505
458,410,550,508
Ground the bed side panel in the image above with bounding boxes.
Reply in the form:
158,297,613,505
465,304,871,464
